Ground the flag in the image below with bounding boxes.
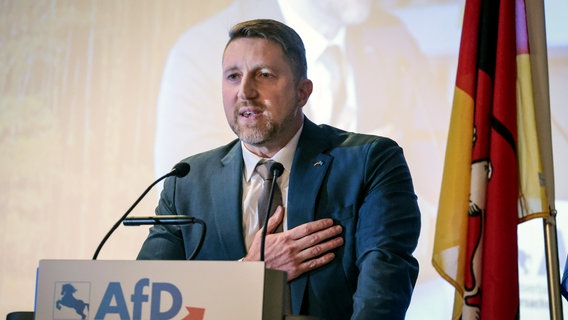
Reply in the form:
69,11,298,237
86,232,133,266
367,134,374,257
516,0,549,220
432,0,551,319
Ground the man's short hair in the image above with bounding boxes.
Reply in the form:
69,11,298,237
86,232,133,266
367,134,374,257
226,19,308,82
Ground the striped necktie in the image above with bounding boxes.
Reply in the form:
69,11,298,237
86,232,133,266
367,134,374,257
255,160,283,231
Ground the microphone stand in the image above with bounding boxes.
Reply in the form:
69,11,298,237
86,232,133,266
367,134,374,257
122,215,206,260
92,162,189,260
92,174,168,260
260,166,283,262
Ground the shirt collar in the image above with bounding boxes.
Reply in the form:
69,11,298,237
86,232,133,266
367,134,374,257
242,125,303,182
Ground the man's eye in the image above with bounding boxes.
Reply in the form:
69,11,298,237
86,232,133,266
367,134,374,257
259,72,273,78
226,73,240,80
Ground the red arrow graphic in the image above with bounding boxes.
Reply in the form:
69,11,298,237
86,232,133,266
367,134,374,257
181,306,205,320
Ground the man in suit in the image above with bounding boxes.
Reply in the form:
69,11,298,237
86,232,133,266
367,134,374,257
138,19,420,319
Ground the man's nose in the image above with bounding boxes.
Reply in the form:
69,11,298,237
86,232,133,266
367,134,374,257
238,75,258,100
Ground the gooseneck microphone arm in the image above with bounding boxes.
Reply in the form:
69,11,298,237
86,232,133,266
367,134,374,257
122,215,206,261
260,162,284,262
92,162,190,260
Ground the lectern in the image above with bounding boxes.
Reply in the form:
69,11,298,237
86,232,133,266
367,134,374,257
34,260,285,320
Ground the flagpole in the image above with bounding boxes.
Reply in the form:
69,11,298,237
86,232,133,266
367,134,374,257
543,210,563,320
524,1,563,319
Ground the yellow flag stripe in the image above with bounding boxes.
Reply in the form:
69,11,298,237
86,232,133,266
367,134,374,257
516,53,549,221
432,87,473,302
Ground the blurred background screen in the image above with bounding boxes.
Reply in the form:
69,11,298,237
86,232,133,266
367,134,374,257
0,1,566,318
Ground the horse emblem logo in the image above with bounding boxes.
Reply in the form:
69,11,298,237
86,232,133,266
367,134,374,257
55,283,90,319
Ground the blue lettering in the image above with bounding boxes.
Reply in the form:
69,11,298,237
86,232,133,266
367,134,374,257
131,278,150,319
95,282,130,319
150,282,182,319
94,279,183,319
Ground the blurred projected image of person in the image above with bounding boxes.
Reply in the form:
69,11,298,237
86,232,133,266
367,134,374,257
154,0,444,205
140,19,421,319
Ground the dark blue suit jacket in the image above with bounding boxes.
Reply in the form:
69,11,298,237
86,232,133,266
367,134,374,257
138,118,420,319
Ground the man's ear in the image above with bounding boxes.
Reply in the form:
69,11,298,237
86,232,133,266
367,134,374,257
297,79,313,107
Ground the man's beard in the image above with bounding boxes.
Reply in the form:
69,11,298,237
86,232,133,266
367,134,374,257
230,112,279,146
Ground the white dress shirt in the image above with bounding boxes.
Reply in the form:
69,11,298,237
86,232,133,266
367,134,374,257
241,126,303,250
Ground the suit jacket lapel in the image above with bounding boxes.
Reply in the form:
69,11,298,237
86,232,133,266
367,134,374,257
288,118,334,314
213,142,248,258
288,121,333,229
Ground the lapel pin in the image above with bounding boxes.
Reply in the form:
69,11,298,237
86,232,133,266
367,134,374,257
313,160,324,167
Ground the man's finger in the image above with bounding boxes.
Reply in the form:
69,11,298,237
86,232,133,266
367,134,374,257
294,224,343,250
287,252,337,281
296,235,344,262
266,205,284,233
288,218,336,240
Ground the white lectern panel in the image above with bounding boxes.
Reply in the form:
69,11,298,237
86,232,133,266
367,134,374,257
35,260,285,320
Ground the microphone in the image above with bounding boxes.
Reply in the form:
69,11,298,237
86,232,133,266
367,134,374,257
92,162,190,259
169,162,191,178
122,215,206,260
123,215,198,225
260,161,284,261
